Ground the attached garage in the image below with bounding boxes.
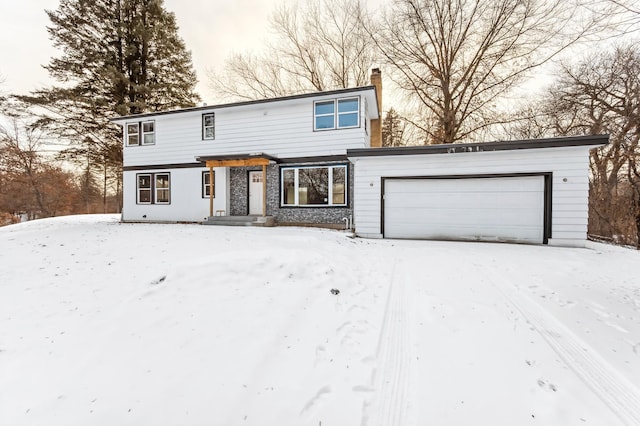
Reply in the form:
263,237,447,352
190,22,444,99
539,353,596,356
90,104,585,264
383,174,550,244
348,135,608,247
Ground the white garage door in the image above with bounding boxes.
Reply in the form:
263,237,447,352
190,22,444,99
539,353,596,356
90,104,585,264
384,176,545,244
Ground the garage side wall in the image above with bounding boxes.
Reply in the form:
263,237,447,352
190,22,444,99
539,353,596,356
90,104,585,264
350,146,594,246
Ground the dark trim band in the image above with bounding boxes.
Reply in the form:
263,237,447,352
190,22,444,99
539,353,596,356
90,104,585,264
349,135,608,158
124,162,204,171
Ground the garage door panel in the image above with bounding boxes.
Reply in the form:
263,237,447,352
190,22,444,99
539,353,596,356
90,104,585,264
385,206,542,223
387,223,543,241
386,192,541,209
384,176,545,244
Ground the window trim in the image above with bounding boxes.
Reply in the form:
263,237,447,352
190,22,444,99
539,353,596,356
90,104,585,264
136,172,170,204
137,173,152,204
154,173,170,204
126,121,156,146
202,113,215,140
202,171,216,198
141,121,155,145
126,122,140,146
313,100,336,131
313,96,360,131
337,97,360,129
280,164,348,207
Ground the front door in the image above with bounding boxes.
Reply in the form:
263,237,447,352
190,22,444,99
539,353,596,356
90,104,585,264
248,171,263,215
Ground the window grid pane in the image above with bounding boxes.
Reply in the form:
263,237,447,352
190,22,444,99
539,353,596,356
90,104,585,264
338,98,358,113
332,166,346,205
337,98,359,128
315,101,335,130
315,115,335,130
202,171,215,198
137,174,151,203
315,101,334,115
142,121,155,145
127,123,139,145
338,113,358,128
282,169,295,205
298,168,329,205
203,113,215,140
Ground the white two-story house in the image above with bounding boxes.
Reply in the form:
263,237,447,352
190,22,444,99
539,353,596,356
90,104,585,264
110,70,383,228
112,68,607,247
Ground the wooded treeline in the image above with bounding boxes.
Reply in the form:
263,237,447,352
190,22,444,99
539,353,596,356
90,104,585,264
1,0,199,224
1,0,639,246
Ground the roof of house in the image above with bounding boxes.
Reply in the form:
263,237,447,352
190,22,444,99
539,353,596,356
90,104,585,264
110,85,379,123
347,134,609,158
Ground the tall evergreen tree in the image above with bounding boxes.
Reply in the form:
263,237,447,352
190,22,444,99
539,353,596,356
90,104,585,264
381,108,406,147
15,0,200,209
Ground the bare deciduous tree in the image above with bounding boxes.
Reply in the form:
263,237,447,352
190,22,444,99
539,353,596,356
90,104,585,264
208,0,375,101
509,45,640,246
371,0,602,145
0,117,79,219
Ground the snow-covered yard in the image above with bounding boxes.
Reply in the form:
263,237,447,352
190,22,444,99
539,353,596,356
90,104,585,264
1,215,639,426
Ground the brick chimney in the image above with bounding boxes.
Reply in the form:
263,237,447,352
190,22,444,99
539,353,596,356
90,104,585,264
370,68,382,148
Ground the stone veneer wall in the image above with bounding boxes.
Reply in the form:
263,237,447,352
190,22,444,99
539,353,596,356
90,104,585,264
229,162,354,226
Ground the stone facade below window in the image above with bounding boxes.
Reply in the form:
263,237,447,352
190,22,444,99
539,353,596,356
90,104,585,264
229,162,354,227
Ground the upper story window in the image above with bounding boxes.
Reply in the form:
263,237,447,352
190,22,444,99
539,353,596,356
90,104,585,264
142,121,155,145
126,121,155,146
202,113,215,140
314,97,359,131
127,123,139,146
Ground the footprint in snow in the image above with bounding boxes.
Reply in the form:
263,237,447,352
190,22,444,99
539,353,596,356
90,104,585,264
150,276,166,286
537,379,558,392
300,386,332,415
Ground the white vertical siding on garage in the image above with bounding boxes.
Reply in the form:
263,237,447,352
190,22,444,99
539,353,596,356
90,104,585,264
350,146,594,246
122,167,228,222
120,91,373,167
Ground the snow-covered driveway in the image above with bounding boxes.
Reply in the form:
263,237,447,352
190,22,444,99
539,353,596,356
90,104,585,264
0,215,639,425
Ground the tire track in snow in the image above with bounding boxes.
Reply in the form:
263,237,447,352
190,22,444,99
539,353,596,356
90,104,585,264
363,259,410,426
486,268,640,426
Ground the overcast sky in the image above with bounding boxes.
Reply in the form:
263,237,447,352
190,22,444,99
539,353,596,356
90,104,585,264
0,0,385,103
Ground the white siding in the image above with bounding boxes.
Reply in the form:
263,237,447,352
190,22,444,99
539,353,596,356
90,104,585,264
119,91,374,167
350,146,594,246
122,167,228,222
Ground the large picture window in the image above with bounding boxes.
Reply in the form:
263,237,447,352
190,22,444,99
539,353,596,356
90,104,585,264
314,97,359,131
281,165,347,207
202,171,215,198
202,113,215,140
137,172,170,204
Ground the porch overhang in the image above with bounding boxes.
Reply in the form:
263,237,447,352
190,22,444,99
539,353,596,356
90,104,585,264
195,153,279,218
195,153,280,168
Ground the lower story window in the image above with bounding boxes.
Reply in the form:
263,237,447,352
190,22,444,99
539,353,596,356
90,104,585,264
202,171,215,198
281,165,347,207
137,173,170,204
